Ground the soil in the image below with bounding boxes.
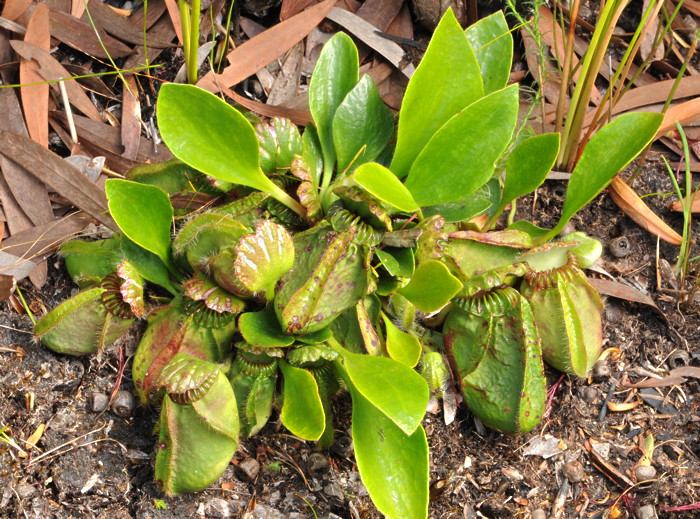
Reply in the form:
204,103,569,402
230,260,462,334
2,4,700,519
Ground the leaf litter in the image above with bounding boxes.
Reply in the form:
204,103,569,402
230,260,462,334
1,0,700,517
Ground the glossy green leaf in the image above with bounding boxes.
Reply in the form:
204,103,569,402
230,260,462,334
332,75,394,173
501,133,560,208
423,178,500,223
333,347,429,435
382,314,421,368
279,360,326,441
390,9,483,178
465,11,513,94
156,84,282,196
238,307,295,348
105,179,173,266
398,260,463,313
346,375,429,519
405,85,519,206
308,32,359,173
544,111,663,240
60,238,120,287
302,125,323,186
120,236,178,296
234,220,294,300
354,162,420,213
376,247,414,278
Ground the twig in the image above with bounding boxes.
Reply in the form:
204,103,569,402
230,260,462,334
26,424,107,466
58,78,78,143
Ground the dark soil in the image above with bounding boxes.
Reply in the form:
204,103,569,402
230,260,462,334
2,161,700,519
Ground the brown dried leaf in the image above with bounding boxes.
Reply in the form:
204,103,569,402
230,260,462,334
1,0,33,21
220,85,312,126
356,0,403,32
197,0,336,92
85,0,174,48
10,40,103,122
656,97,700,138
0,88,53,229
121,75,141,160
280,0,316,20
162,0,183,44
607,176,683,245
50,8,133,59
0,131,117,231
668,190,700,213
0,212,93,261
588,277,660,309
20,2,50,148
267,42,304,106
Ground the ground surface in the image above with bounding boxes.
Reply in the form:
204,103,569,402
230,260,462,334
2,1,700,518
2,163,700,519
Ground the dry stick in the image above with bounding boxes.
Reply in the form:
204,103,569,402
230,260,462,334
58,78,77,144
26,424,107,466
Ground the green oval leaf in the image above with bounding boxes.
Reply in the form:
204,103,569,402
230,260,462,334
279,360,326,441
348,379,429,519
354,162,419,213
238,307,295,349
308,32,359,172
390,9,483,178
465,11,513,94
546,111,663,240
501,133,560,207
335,349,429,435
405,85,519,207
382,314,421,368
332,74,394,173
398,260,463,313
105,179,173,266
157,83,280,195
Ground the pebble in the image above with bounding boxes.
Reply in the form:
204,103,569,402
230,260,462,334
579,386,598,403
16,483,37,499
563,460,585,483
202,498,232,518
307,452,330,476
634,464,657,482
323,482,345,500
238,457,260,481
636,504,658,519
330,434,353,457
591,360,611,381
111,390,135,417
531,509,547,519
89,392,109,413
608,236,631,258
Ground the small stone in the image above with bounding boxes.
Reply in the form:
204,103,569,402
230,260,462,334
203,498,231,518
330,434,353,457
563,460,585,483
579,386,598,403
531,509,547,519
636,504,657,519
608,236,631,258
238,457,260,481
89,392,109,413
323,482,345,500
591,360,611,381
16,483,37,499
111,390,135,417
634,464,657,482
307,452,329,476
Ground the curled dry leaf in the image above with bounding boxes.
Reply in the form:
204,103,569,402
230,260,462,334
607,176,682,245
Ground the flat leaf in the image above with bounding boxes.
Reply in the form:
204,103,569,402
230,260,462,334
235,220,295,299
308,32,359,173
376,247,415,278
390,10,483,178
398,260,463,313
382,314,421,368
465,11,513,94
105,179,173,266
545,112,663,240
354,162,419,212
501,133,560,208
120,236,179,295
239,308,295,348
423,178,500,223
335,349,429,435
157,84,280,196
333,74,394,172
347,376,429,519
279,360,326,441
405,85,519,207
